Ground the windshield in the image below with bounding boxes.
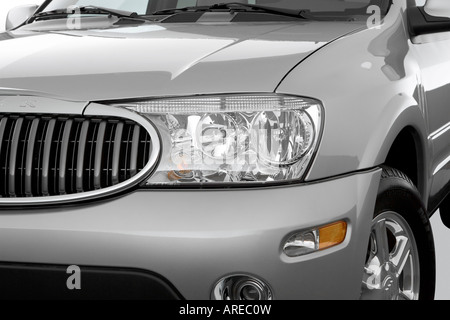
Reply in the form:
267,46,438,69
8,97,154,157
38,0,389,17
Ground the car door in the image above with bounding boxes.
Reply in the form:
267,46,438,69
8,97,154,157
409,0,450,209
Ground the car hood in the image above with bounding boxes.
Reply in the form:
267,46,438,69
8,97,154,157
0,21,364,101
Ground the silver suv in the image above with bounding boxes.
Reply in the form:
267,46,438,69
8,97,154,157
0,0,448,300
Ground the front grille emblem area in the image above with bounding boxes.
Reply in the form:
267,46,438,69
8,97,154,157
0,97,160,206
18,99,37,109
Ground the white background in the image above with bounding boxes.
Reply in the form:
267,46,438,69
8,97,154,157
1,0,450,300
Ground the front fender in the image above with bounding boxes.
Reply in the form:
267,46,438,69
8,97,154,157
276,0,429,191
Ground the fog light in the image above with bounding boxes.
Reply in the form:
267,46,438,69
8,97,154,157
283,221,347,257
239,282,261,301
211,275,273,300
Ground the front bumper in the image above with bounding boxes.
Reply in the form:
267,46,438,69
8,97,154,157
0,168,381,300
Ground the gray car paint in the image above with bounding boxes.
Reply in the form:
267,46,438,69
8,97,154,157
279,0,450,212
0,0,448,299
0,21,363,101
0,169,381,299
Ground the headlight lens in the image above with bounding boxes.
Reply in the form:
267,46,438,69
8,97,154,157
116,94,323,186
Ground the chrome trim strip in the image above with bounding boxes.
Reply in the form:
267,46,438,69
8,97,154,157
433,154,450,176
428,121,450,141
0,101,161,206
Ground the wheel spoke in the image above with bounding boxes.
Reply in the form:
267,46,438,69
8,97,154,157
360,211,422,300
396,291,412,300
362,266,381,290
391,235,411,275
373,219,390,262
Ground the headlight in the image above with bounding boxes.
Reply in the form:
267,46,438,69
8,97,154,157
114,94,323,187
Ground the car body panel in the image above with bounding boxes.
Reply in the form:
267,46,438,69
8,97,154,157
277,3,428,183
0,21,363,101
0,168,381,299
0,0,449,300
410,33,450,211
277,0,450,212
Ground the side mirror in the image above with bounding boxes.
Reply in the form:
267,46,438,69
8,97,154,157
424,0,450,19
5,4,39,30
408,1,450,38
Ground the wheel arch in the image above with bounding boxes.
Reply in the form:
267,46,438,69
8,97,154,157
376,108,429,206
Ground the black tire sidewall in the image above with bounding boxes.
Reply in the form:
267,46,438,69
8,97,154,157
373,167,436,300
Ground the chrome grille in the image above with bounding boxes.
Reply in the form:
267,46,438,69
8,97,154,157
0,114,152,198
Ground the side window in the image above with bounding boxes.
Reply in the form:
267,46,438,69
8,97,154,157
416,0,426,5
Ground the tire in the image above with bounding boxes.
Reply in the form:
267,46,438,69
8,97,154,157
438,193,450,229
360,166,435,300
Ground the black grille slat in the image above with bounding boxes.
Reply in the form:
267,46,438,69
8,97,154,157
42,119,56,197
68,120,82,194
76,120,90,193
0,118,7,154
58,119,73,195
0,117,9,197
51,121,65,195
35,119,49,196
112,122,124,186
25,118,40,197
19,118,33,196
130,125,140,178
86,121,99,192
8,118,24,197
3,119,15,196
94,121,106,190
141,128,150,170
0,114,153,200
103,122,116,188
122,123,133,181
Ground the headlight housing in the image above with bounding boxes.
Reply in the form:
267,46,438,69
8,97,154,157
114,94,323,187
